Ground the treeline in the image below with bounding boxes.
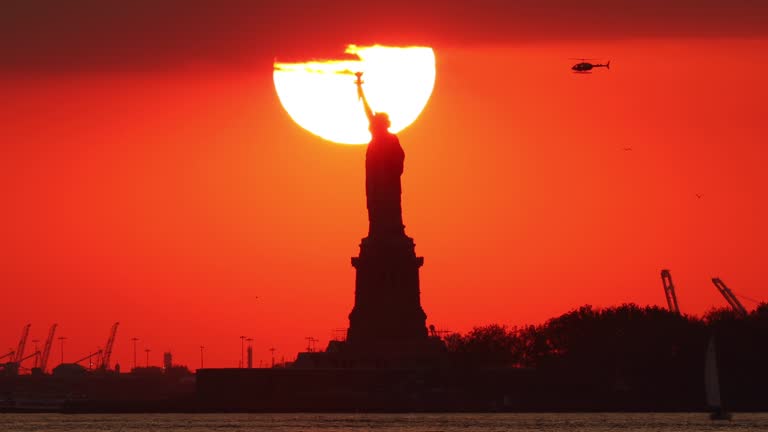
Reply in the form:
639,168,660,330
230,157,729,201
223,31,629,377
443,303,768,410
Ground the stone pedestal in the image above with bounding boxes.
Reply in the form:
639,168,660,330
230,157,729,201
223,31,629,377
347,235,429,349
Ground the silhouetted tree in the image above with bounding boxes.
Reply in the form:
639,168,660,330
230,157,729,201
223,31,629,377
445,324,521,367
441,301,765,410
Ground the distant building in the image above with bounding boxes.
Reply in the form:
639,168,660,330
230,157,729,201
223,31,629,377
51,363,87,378
131,366,164,376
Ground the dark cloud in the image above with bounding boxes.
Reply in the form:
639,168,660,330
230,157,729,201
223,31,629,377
1,0,766,74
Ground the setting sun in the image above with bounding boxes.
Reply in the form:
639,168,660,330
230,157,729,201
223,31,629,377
273,45,436,144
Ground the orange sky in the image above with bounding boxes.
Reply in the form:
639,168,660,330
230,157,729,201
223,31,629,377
2,3,767,369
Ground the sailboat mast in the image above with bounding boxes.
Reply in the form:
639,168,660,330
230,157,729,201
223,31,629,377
704,336,721,409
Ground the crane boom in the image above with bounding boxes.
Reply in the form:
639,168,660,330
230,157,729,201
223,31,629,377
13,324,31,363
711,277,748,317
19,350,40,363
0,351,15,361
101,322,119,370
660,269,680,314
39,324,58,373
75,350,102,367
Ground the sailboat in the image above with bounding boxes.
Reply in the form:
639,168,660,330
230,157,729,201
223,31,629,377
705,336,732,421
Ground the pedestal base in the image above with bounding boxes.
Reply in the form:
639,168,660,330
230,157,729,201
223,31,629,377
347,235,430,349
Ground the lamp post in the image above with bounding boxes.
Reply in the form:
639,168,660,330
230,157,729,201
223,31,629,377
200,345,204,369
240,336,246,368
246,338,253,369
145,348,150,367
32,339,39,368
131,337,139,370
57,336,66,364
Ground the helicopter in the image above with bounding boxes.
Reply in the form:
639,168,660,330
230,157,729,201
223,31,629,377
571,58,610,73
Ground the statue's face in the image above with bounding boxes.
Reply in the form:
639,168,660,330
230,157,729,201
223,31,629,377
370,122,389,135
370,114,391,135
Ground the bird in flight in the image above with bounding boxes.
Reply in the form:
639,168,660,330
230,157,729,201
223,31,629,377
695,194,703,199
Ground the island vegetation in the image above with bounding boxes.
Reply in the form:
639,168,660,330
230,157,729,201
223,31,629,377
443,303,768,410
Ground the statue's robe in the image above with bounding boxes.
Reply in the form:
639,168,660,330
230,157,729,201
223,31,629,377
365,132,405,239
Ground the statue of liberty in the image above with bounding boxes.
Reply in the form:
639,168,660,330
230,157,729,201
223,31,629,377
354,72,406,239
345,73,433,351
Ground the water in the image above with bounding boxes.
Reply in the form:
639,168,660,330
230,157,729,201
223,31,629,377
1,413,766,432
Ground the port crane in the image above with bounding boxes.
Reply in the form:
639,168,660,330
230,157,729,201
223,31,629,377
100,322,119,371
660,269,681,314
711,278,748,317
13,324,31,364
75,350,103,370
2,324,31,373
0,350,14,362
17,350,41,366
0,348,41,375
37,324,58,374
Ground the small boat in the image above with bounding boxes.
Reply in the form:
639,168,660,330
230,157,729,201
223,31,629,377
705,336,732,421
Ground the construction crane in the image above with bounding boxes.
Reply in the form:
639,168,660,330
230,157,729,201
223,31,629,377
13,324,31,364
660,269,681,314
100,322,119,371
37,324,58,374
711,278,748,317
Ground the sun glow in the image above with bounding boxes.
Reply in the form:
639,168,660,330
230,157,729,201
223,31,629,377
273,45,436,144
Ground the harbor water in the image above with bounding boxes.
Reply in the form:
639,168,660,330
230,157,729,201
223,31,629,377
1,412,767,432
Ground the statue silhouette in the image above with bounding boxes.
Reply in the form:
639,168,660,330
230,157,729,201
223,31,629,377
355,72,405,239
346,73,433,352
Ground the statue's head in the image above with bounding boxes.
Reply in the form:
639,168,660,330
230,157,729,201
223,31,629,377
370,112,391,135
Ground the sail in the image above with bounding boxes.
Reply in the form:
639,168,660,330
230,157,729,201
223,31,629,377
704,336,721,408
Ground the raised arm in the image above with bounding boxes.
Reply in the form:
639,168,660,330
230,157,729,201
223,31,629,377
354,72,375,123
